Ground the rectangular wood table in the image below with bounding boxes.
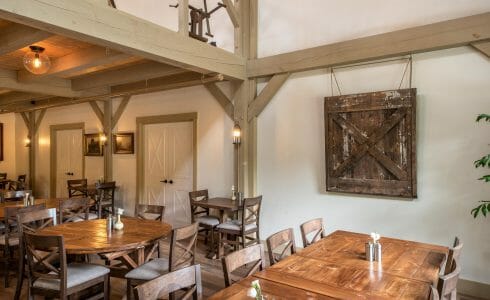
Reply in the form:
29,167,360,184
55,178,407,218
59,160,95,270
209,230,447,299
193,197,239,222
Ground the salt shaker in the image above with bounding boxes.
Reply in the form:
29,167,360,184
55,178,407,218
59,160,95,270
374,242,382,262
106,214,113,232
365,242,374,261
29,195,35,206
24,193,30,206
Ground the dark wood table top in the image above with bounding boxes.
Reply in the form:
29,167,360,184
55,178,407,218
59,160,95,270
193,197,239,211
210,230,447,300
38,217,172,255
0,198,68,219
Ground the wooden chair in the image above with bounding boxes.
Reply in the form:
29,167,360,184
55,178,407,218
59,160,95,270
96,181,116,218
0,173,7,179
126,222,199,300
135,204,165,223
59,197,98,223
67,179,88,198
14,207,58,300
134,265,202,300
1,204,45,288
2,190,32,202
189,189,219,249
300,218,325,248
217,196,262,258
0,173,7,189
221,243,266,287
443,237,463,275
437,259,460,300
23,232,110,300
17,175,26,183
266,228,297,265
9,175,27,191
430,285,439,300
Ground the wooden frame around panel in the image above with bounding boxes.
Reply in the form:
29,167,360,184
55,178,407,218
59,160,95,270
136,113,198,204
113,132,134,154
49,123,85,198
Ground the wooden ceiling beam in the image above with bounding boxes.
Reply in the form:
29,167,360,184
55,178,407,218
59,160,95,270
471,40,490,57
0,0,246,80
1,72,225,113
247,12,490,78
0,91,46,106
247,72,290,121
18,45,133,81
71,62,187,90
0,23,52,56
204,82,234,120
223,0,240,28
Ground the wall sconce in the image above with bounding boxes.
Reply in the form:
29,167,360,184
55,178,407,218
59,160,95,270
232,123,241,145
99,133,108,145
24,137,31,147
23,45,51,75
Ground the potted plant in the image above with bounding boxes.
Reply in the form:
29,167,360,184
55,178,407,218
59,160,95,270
472,114,490,218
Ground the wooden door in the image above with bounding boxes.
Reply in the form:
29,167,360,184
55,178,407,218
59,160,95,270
143,121,193,226
55,129,83,198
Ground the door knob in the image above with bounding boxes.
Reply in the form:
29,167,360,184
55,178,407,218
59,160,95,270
160,179,168,183
169,180,173,184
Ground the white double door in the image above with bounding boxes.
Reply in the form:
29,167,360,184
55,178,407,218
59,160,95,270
143,121,194,227
56,129,83,198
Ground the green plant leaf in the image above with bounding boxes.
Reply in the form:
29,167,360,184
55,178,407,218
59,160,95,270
478,175,490,182
476,114,490,122
472,205,482,218
474,155,490,168
482,205,488,217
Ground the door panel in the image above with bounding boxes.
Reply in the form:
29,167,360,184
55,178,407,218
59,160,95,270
143,121,193,227
55,129,83,198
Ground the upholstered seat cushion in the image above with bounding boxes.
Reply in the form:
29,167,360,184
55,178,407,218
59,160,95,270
217,220,257,232
125,258,169,281
139,212,161,220
196,216,220,226
33,263,109,290
0,234,19,246
0,222,5,231
71,213,99,222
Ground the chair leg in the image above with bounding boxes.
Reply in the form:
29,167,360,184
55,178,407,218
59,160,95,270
104,274,110,300
14,254,25,300
210,227,215,255
217,231,222,259
4,250,9,288
204,229,208,246
126,279,134,300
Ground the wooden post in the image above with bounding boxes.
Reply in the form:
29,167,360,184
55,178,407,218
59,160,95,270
103,99,113,181
28,111,36,192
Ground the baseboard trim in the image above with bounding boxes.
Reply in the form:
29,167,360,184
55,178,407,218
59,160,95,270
458,278,490,300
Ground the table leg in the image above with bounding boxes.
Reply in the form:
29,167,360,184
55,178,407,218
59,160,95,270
206,209,225,259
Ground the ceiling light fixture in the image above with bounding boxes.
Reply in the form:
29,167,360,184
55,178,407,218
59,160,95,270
23,45,51,74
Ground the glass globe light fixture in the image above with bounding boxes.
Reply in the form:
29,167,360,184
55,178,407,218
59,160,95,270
23,45,51,74
232,123,241,145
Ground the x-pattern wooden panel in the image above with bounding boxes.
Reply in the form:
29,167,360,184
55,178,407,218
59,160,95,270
325,88,416,197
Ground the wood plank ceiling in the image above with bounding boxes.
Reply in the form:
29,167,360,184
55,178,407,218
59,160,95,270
0,19,217,113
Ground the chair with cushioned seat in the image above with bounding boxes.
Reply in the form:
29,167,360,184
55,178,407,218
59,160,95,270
59,197,98,223
125,222,199,300
437,259,460,300
1,204,45,288
266,228,297,265
23,232,110,300
443,237,463,275
96,181,116,218
67,179,88,198
2,190,32,202
217,196,262,258
189,190,220,250
135,204,165,223
221,243,265,287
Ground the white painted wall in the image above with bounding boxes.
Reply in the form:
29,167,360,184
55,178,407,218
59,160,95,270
255,0,490,284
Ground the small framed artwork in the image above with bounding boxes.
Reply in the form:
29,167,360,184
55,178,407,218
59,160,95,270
84,133,104,156
113,132,134,154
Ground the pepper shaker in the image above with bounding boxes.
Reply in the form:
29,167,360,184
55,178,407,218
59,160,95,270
374,242,382,262
106,214,113,232
365,242,374,261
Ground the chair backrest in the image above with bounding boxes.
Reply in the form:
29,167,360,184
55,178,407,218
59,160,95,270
300,218,325,248
240,196,262,231
17,208,58,235
221,243,265,287
4,204,46,248
188,189,209,222
67,179,88,197
96,181,116,202
430,285,439,300
135,264,202,300
59,197,91,223
443,237,463,275
23,232,68,296
169,222,199,271
437,259,460,300
3,190,32,202
17,175,26,183
0,173,7,179
135,204,165,223
266,228,297,265
8,181,26,191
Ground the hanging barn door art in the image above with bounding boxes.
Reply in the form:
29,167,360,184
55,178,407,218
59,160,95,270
324,88,417,198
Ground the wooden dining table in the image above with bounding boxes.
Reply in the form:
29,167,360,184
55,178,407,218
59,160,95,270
38,217,172,278
0,198,68,219
209,230,447,299
194,197,240,222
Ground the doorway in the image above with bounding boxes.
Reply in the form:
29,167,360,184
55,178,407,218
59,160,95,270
137,113,197,227
50,123,85,198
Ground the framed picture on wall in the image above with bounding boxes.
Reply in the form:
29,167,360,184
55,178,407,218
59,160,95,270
84,133,104,156
113,132,134,154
